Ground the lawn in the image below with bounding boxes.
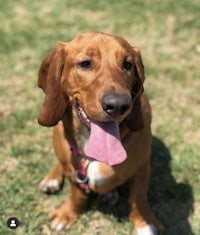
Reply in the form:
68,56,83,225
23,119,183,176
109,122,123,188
0,0,199,234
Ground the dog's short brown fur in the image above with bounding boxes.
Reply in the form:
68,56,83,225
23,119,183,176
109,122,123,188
38,32,163,234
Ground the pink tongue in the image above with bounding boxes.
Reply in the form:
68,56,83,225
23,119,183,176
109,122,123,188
85,120,127,165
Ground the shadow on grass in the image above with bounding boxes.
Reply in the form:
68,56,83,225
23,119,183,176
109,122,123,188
89,136,194,235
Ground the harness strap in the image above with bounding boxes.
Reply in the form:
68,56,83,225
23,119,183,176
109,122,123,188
69,143,91,193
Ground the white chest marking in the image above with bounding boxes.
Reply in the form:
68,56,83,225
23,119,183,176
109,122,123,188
87,161,106,188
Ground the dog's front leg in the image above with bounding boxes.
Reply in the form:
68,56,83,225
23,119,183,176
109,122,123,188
39,160,64,194
129,163,163,235
49,179,88,231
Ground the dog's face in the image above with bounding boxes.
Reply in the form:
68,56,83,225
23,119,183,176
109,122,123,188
38,32,145,131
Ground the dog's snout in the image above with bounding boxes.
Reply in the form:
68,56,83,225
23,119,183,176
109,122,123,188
102,93,131,119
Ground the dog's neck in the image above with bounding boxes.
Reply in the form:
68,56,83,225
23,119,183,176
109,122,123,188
62,105,89,155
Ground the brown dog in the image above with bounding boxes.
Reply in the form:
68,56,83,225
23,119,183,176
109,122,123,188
38,32,163,235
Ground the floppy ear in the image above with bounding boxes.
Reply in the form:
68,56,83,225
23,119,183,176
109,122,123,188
126,47,145,131
38,41,68,126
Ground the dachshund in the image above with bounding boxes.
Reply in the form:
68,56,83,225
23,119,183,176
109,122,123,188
37,32,163,235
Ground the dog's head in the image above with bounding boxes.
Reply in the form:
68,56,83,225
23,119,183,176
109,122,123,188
38,32,146,165
38,32,145,131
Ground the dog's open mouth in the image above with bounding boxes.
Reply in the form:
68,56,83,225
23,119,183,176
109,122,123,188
76,105,127,166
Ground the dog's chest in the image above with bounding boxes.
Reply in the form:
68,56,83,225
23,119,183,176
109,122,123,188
76,125,89,152
74,124,115,191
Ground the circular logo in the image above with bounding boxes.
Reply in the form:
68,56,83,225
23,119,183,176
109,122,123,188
7,217,20,229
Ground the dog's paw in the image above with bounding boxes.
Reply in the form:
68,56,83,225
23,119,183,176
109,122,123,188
39,174,64,194
136,224,159,235
49,205,78,231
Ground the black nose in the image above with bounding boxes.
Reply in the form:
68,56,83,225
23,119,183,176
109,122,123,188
102,92,131,119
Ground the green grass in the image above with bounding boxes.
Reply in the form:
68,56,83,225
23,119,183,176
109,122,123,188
0,0,199,234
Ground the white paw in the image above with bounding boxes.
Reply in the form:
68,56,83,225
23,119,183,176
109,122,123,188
136,224,158,235
39,178,61,193
50,219,64,231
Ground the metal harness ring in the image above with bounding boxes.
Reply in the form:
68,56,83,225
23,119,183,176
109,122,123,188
75,170,89,184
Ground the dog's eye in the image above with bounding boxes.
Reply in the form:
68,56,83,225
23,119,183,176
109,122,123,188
123,61,133,71
78,60,92,69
